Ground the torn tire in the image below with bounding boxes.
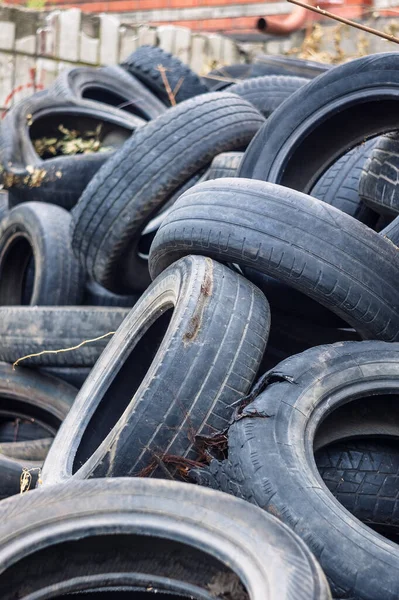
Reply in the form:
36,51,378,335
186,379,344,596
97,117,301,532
199,341,399,599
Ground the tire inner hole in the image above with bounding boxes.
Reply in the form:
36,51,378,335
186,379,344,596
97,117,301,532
82,87,149,121
0,534,244,600
314,394,399,543
73,308,174,472
0,236,35,305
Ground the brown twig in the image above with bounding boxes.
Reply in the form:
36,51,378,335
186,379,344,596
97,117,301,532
157,64,177,106
173,76,184,98
12,331,116,369
287,0,399,44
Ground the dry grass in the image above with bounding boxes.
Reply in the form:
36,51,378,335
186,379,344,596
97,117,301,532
33,124,110,158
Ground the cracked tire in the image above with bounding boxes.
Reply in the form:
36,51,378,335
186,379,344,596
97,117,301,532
239,53,399,194
71,93,264,293
121,45,209,105
0,92,139,209
0,478,330,600
0,306,129,367
149,178,399,342
41,255,269,483
193,341,399,600
0,202,84,306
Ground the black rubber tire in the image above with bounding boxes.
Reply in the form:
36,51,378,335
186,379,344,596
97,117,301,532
83,279,138,308
0,361,76,438
315,439,399,539
202,64,253,90
0,202,83,306
121,45,209,106
381,216,399,246
0,437,52,461
0,478,330,600
195,341,399,599
229,75,309,118
71,92,264,293
0,91,141,210
260,311,359,372
239,53,399,194
140,168,208,243
0,420,48,443
253,53,331,78
359,132,399,216
0,306,129,367
149,178,399,342
311,139,380,225
204,151,243,180
41,255,269,483
243,269,346,328
39,367,91,389
0,192,8,223
50,65,166,121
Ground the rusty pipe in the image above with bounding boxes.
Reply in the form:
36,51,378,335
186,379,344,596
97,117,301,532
256,4,311,34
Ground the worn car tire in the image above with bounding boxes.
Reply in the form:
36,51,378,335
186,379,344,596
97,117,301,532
83,279,138,308
202,64,254,91
50,65,166,121
0,202,83,306
0,306,129,367
316,439,399,538
244,269,346,328
253,53,331,78
239,53,399,194
229,75,309,118
204,151,243,180
122,45,209,105
0,360,76,449
71,93,264,293
0,92,141,209
312,139,379,225
149,179,399,342
41,255,269,483
39,367,91,389
359,132,399,216
0,478,330,599
380,216,399,246
195,341,399,599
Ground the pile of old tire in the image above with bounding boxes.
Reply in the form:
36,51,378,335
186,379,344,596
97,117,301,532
0,45,398,600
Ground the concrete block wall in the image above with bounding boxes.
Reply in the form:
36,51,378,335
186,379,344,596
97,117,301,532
0,6,244,112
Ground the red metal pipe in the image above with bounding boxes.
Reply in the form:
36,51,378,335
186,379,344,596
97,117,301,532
256,4,311,34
